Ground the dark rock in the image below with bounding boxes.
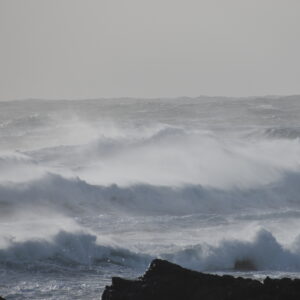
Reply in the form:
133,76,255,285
102,259,300,300
234,259,257,271
0,297,6,300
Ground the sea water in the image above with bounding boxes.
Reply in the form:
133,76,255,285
1,96,300,299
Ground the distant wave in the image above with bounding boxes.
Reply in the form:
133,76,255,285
247,127,300,140
0,113,48,131
19,124,300,189
2,172,300,217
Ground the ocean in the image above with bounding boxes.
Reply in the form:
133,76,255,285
1,96,300,299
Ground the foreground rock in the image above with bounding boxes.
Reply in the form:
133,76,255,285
102,259,300,300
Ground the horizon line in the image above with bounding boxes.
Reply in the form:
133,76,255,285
1,94,300,102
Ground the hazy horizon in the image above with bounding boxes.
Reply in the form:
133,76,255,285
1,0,300,101
2,94,300,103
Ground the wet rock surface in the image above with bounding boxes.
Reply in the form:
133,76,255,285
102,259,300,300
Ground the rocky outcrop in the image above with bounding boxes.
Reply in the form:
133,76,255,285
102,259,300,300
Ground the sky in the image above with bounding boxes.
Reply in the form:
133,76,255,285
0,0,300,100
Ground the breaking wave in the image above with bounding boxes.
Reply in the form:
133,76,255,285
0,231,150,270
164,230,300,272
2,171,300,217
3,229,300,273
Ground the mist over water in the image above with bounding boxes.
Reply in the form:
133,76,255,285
1,96,300,299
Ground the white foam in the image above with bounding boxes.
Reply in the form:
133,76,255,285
0,152,47,183
25,126,300,190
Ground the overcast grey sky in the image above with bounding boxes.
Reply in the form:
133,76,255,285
0,0,300,100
